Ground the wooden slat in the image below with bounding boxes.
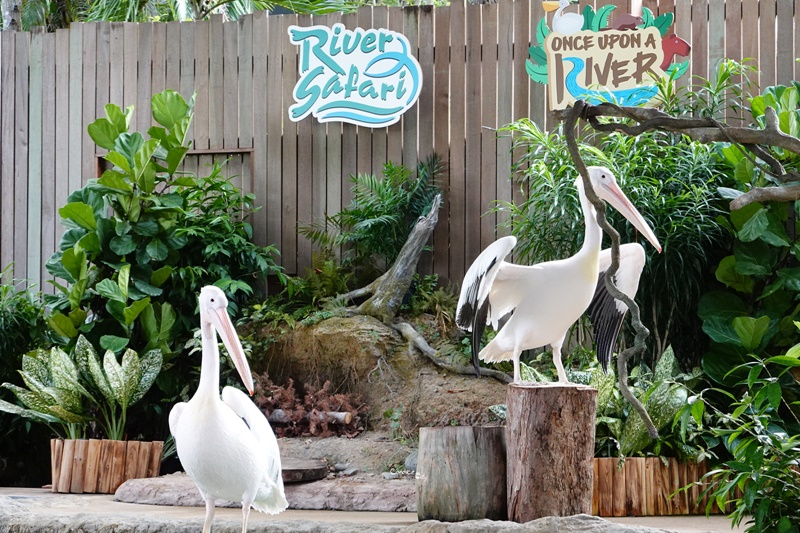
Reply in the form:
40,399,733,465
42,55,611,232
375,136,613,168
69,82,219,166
0,32,13,275
309,15,328,265
296,14,314,272
325,11,344,240
180,21,196,142
165,22,181,92
14,32,29,282
625,457,645,516
54,29,70,244
194,20,210,150
136,23,153,132
95,23,110,126
495,0,513,240
759,0,776,89
357,7,374,178
281,13,299,274
51,439,63,492
673,0,692,92
57,439,75,493
479,2,498,251
592,458,600,515
124,441,141,482
266,13,284,256
136,441,151,478
432,4,451,282
27,29,43,288
238,14,253,149
448,0,466,284
464,1,481,267
645,457,657,516
81,23,97,185
690,0,708,85
223,18,239,149
151,21,167,96
209,15,224,149
385,8,403,166
340,11,358,209
401,7,419,170
109,23,124,108
740,0,759,89
83,439,102,493
252,11,268,254
612,459,626,517
529,0,546,129
70,439,88,493
147,441,164,478
724,0,742,123
40,32,56,288
370,7,389,175
707,0,725,111
776,0,793,86
110,440,128,492
417,5,434,163
597,457,614,517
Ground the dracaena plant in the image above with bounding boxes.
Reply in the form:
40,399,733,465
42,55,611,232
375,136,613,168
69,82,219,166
0,336,162,440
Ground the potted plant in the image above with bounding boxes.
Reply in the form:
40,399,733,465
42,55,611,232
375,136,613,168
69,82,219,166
0,335,162,494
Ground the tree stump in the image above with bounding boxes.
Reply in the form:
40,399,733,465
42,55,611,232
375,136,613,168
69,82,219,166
506,383,597,522
416,426,507,522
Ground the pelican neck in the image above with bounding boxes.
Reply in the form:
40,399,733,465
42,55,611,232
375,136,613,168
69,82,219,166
196,319,222,399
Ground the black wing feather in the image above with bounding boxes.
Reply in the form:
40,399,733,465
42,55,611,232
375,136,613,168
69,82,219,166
587,272,626,373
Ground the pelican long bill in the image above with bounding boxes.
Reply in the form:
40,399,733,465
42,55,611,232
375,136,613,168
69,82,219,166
209,306,255,395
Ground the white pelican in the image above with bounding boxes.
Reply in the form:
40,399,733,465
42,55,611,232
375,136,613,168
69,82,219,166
169,286,287,533
543,0,584,36
456,167,661,383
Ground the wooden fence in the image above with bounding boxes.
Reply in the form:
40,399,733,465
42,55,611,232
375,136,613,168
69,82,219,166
1,0,798,292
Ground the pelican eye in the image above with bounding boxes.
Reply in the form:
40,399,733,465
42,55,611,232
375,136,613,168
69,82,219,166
210,298,215,303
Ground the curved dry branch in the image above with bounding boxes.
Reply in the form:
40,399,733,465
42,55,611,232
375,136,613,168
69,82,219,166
564,101,659,439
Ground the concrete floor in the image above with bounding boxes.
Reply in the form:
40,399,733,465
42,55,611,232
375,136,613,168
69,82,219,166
0,487,743,532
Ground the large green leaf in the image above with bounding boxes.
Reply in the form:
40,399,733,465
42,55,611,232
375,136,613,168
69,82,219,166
47,405,87,424
702,347,750,386
165,146,189,175
103,350,127,406
703,316,743,346
715,256,754,293
152,90,189,130
120,349,140,408
22,352,50,385
653,12,673,36
619,383,687,456
105,103,129,133
738,208,768,242
698,291,747,321
75,336,115,406
48,312,78,340
100,335,130,353
87,118,119,150
146,238,169,262
732,315,771,352
60,247,86,283
110,235,138,256
59,202,97,231
129,349,162,406
734,240,774,276
0,397,58,424
150,266,173,287
96,278,126,303
114,132,145,168
123,297,151,326
97,167,132,189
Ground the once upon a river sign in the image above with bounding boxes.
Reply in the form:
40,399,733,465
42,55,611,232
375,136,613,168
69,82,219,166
288,23,423,128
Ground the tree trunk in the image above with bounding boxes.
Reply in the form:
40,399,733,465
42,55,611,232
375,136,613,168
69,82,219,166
356,194,441,323
506,383,597,522
416,426,507,522
1,0,20,31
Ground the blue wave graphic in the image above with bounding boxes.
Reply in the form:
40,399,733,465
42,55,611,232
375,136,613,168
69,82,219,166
563,57,657,107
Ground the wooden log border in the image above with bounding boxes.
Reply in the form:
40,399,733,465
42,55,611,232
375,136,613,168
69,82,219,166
592,457,742,517
51,439,163,494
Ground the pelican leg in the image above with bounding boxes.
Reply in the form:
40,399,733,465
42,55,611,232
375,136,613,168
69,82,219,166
513,354,521,384
201,493,216,533
552,339,569,383
241,498,253,533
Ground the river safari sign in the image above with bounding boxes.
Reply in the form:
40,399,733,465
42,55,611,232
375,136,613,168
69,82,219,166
288,24,422,127
526,2,691,110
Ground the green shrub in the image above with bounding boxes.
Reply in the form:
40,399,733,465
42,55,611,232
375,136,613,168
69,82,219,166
0,267,50,384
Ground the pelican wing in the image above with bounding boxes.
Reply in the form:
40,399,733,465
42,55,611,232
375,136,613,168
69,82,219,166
587,244,647,372
221,386,288,514
168,402,187,443
456,236,518,375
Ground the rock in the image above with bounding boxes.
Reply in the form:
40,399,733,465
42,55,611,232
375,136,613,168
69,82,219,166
333,463,350,472
404,450,418,472
406,515,676,532
339,468,358,477
382,472,400,480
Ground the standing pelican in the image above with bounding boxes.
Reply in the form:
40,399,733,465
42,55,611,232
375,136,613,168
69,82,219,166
456,167,661,383
169,286,287,533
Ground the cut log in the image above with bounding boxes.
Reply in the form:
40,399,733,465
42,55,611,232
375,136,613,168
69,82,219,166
57,439,74,494
506,383,597,522
70,439,88,494
281,458,328,483
51,439,63,493
268,409,353,425
83,439,102,493
416,426,506,522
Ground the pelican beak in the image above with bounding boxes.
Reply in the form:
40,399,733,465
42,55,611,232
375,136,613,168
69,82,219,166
209,306,255,395
542,1,561,12
600,181,662,253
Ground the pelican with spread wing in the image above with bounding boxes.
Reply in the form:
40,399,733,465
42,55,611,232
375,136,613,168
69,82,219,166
456,166,661,383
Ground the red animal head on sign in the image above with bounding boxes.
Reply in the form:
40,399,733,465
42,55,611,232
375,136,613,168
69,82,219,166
661,34,691,71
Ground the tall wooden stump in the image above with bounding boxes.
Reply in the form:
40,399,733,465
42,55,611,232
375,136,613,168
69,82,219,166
507,383,597,522
416,426,507,522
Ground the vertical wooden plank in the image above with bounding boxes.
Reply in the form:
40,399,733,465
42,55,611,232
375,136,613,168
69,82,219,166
432,4,451,282
194,20,210,151
137,23,153,132
724,0,742,123
95,23,110,125
597,457,614,517
150,21,166,96
479,2,497,251
70,439,88,493
340,11,358,208
370,7,389,176
676,458,689,514
740,0,759,89
266,13,284,258
759,0,776,88
325,11,343,244
165,22,181,92
40,32,56,292
592,458,599,515
51,439,63,492
357,7,374,178
239,15,253,149
108,23,124,108
282,12,299,275
0,32,14,274
14,32,29,282
57,439,75,493
402,7,419,170
123,22,138,120
464,1,482,267
511,0,529,218
625,457,645,516
416,4,434,276
448,0,466,284
147,441,164,478
707,0,725,104
529,0,546,129
136,441,151,478
386,8,403,166
110,440,128,492
645,457,656,516
209,15,224,149
81,23,98,185
179,23,195,141
673,0,692,92
69,23,84,214
97,440,114,494
655,457,671,515
296,13,313,272
310,14,329,265
690,0,708,85
124,440,140,482
55,29,70,241
252,11,268,253
612,459,626,517
776,0,793,87
687,460,700,514
495,0,513,241
223,18,239,149
83,439,102,493
28,29,43,289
